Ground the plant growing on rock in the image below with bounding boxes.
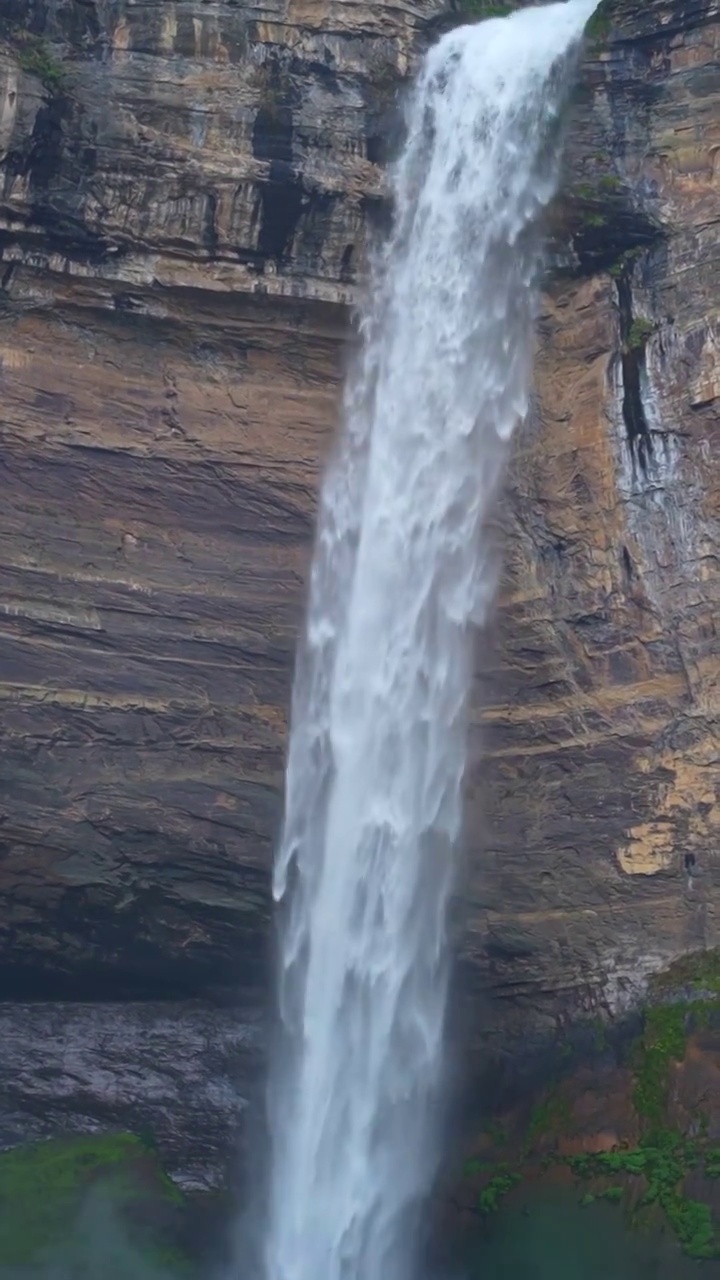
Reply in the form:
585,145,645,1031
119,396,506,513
14,35,66,91
567,1133,717,1260
465,989,720,1259
477,1171,521,1213
525,1091,572,1151
651,948,720,997
626,317,655,352
0,1133,187,1270
632,1003,686,1127
586,0,615,41
608,246,643,278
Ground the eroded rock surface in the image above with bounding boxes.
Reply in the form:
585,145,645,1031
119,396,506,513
0,999,263,1189
464,0,720,1059
0,0,718,1091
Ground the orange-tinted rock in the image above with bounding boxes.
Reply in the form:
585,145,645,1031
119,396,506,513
0,0,717,1060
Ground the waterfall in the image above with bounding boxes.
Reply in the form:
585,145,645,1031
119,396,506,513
264,5,596,1280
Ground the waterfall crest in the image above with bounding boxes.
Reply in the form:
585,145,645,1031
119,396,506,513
264,6,596,1280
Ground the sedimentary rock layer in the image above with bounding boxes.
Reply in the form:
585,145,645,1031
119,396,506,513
0,0,717,1061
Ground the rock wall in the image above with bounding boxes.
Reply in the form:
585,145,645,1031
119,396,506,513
0,999,263,1189
0,0,718,1164
466,0,719,1060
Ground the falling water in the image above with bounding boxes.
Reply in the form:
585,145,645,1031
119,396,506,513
265,5,596,1280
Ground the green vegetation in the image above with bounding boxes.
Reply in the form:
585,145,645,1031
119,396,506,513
573,176,621,206
569,995,720,1257
632,996,720,1134
608,246,643,278
464,1157,496,1176
472,1128,720,1256
465,972,720,1259
467,987,720,1258
478,1171,522,1213
526,1092,571,1149
600,1185,624,1203
586,0,614,41
633,1004,686,1126
567,1132,717,1259
464,1156,521,1215
0,1133,186,1269
651,948,720,996
626,317,655,351
15,35,66,90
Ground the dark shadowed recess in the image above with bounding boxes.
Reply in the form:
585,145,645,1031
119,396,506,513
0,873,273,1002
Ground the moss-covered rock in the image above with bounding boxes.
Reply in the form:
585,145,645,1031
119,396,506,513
455,956,720,1263
0,1133,190,1275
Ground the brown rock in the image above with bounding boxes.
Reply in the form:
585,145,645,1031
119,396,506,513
0,0,717,1071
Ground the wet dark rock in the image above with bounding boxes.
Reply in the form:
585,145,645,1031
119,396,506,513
0,1000,264,1190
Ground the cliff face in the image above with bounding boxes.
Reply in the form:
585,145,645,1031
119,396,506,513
471,282,718,1044
464,0,720,1060
0,0,718,1169
0,0,395,995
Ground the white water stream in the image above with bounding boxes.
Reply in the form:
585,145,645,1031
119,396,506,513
264,5,596,1280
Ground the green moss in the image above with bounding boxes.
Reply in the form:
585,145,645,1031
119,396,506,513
599,1186,624,1203
608,247,643,278
566,1132,719,1259
16,36,66,90
0,1133,185,1269
586,0,614,41
477,1172,522,1214
585,213,607,228
626,317,655,351
632,1005,686,1127
464,1157,498,1176
632,996,720,1130
651,949,720,997
598,174,622,193
573,176,621,215
666,1195,715,1258
463,990,720,1259
526,1093,571,1149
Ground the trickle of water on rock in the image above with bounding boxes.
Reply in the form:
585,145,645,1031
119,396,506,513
264,6,597,1280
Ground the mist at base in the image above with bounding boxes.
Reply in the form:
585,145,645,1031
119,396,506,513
464,1188,706,1280
0,1192,181,1280
0,1135,198,1280
2,1182,705,1280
